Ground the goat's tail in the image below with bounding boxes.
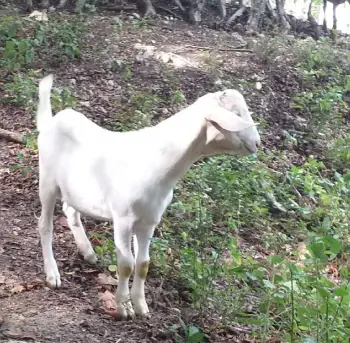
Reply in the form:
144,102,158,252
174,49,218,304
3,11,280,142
36,74,54,132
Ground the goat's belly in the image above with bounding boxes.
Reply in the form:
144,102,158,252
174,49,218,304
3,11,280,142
62,194,113,221
59,179,113,221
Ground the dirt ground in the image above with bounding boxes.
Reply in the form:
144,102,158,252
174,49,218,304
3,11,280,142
0,12,309,343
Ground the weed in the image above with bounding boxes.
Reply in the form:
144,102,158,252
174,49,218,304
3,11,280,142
327,134,350,170
3,71,39,110
132,18,149,29
9,153,33,178
35,18,83,65
51,86,77,112
168,318,205,343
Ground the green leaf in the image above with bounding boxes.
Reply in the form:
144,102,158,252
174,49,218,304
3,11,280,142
18,40,28,54
321,216,331,230
334,286,349,297
269,255,284,265
327,236,341,254
108,264,117,272
7,23,17,38
316,285,330,298
309,241,325,260
263,279,275,289
4,40,15,58
94,246,104,255
301,337,317,343
187,326,205,343
179,318,187,334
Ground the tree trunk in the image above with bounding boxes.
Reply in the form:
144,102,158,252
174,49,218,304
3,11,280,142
57,0,69,9
276,0,291,32
218,0,226,21
308,0,321,40
189,0,206,23
144,0,156,16
266,0,278,19
246,0,266,32
26,0,33,11
136,0,157,17
174,0,185,11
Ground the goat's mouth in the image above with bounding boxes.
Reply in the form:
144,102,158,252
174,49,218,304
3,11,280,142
243,143,257,154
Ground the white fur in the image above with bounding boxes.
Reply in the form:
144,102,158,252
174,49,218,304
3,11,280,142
36,74,261,319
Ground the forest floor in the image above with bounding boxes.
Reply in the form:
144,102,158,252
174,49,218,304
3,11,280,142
0,10,345,343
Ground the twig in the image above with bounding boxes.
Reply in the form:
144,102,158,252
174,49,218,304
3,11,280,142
155,6,183,20
167,52,199,68
226,5,246,27
184,45,252,53
174,0,185,11
101,6,135,12
225,43,247,49
0,128,24,144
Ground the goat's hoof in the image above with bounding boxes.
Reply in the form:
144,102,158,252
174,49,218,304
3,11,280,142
84,252,98,264
46,273,61,288
134,303,150,318
115,303,135,321
138,312,151,320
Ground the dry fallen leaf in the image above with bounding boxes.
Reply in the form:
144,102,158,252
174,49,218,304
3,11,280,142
97,273,118,287
99,290,116,311
10,284,26,294
57,216,68,228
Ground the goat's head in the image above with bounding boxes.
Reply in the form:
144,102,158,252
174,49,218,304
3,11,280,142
201,89,261,157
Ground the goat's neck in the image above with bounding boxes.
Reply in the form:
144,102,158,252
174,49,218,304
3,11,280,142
153,108,207,188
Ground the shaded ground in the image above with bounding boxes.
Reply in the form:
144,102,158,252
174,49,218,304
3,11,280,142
0,12,312,343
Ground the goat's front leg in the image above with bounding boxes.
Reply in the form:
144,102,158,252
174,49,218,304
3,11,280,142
114,219,135,320
130,227,155,317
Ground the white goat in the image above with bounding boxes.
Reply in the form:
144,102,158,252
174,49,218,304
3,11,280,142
36,74,261,320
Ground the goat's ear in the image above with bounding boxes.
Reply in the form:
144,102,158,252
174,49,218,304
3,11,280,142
205,107,255,132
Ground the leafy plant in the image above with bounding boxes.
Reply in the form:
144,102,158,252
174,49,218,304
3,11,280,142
168,318,205,343
3,71,39,109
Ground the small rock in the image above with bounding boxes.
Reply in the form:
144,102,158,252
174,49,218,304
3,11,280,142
132,12,140,19
162,108,169,115
214,79,223,86
255,82,262,90
185,30,194,38
171,308,181,314
107,80,114,86
69,79,76,85
79,101,90,108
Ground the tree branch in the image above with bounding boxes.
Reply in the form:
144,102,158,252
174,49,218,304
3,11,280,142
226,5,246,27
174,0,185,11
185,45,253,53
0,128,24,144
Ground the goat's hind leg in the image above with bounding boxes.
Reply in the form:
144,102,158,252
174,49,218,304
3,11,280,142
62,202,97,264
39,176,61,288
